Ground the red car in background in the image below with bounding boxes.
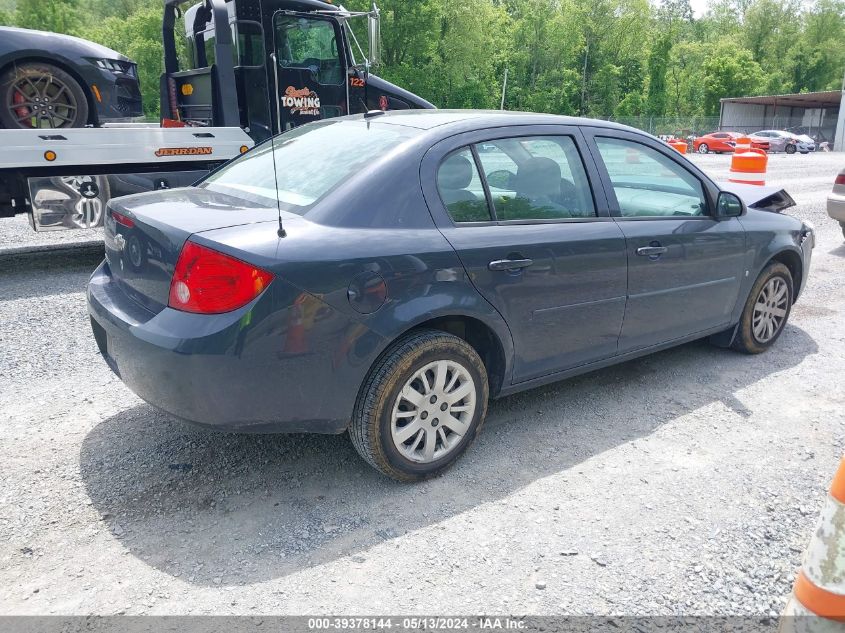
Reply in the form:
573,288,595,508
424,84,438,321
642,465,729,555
694,132,739,154
694,132,770,154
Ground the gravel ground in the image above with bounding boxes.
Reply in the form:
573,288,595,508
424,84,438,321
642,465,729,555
1,151,844,616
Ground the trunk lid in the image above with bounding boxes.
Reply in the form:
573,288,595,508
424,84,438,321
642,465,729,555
104,187,279,314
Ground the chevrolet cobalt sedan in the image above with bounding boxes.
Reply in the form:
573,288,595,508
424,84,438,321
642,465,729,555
88,111,814,481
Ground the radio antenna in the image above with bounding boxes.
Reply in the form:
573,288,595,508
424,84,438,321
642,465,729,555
268,136,286,238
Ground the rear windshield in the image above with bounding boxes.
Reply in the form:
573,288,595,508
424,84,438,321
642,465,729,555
200,120,420,214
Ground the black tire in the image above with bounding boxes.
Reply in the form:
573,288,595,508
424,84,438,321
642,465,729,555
0,62,89,129
349,329,489,482
732,262,793,354
698,143,709,154
785,144,797,155
840,223,845,240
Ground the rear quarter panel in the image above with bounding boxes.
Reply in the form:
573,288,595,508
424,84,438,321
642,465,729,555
197,213,515,425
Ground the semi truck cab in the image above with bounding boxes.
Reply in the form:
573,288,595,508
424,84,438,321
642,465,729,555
162,0,434,142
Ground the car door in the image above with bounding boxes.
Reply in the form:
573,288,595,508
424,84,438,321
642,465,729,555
584,130,746,353
271,12,349,132
420,127,628,384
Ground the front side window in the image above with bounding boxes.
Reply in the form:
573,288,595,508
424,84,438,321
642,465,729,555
475,136,595,221
275,15,342,85
202,120,419,213
436,149,492,223
595,138,707,218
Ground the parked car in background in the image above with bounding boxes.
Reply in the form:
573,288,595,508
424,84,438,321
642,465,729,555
694,132,739,154
749,130,814,154
828,167,845,239
87,111,814,480
0,26,142,129
793,133,817,151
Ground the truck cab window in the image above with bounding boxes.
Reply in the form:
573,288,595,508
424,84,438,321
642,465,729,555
275,15,342,85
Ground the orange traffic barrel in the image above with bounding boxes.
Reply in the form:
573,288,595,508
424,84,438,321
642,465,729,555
781,457,845,629
734,135,752,153
669,140,687,154
729,146,767,186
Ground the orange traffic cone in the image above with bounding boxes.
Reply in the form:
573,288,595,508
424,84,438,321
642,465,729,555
730,136,768,186
781,458,845,630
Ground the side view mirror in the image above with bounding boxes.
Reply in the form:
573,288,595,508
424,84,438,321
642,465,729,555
716,191,744,218
367,3,382,67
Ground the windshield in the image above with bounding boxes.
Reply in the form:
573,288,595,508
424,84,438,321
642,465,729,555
200,120,420,213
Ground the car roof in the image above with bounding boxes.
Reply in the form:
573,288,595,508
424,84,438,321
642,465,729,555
343,109,639,134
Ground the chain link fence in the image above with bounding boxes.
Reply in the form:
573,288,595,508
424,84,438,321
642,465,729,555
601,116,723,137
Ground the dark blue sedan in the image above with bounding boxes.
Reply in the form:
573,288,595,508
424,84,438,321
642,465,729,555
88,110,814,480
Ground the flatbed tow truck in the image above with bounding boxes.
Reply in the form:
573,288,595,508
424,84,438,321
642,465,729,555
0,0,433,232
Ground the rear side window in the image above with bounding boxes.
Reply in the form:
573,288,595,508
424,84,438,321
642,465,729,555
474,136,595,221
202,120,419,213
436,149,492,223
595,138,707,218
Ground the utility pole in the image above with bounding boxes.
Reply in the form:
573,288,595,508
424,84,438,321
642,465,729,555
580,41,589,115
500,68,508,111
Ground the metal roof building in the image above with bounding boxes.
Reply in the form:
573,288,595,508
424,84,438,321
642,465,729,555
719,90,844,150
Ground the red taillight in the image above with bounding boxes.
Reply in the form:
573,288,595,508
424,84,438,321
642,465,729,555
836,174,845,186
111,210,135,229
168,241,274,314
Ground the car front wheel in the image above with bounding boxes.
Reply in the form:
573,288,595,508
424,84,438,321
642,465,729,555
732,262,793,354
697,143,709,154
349,329,489,481
0,62,89,129
785,144,797,155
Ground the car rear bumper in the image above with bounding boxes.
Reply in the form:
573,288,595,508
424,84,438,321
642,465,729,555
828,192,845,222
87,261,363,434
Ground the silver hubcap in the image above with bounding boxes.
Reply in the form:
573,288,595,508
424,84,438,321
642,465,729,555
753,277,788,343
699,144,708,153
390,360,477,464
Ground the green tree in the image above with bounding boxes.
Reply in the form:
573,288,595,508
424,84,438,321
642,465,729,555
14,0,81,33
87,4,162,118
646,36,671,115
701,41,765,114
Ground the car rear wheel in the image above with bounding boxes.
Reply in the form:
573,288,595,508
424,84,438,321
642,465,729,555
785,144,797,155
698,143,709,154
732,262,793,354
0,62,89,129
349,329,489,481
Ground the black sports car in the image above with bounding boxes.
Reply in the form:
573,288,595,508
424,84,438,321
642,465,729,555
0,26,142,129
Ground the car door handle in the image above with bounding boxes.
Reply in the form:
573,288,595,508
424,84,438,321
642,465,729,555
488,258,534,271
636,246,668,257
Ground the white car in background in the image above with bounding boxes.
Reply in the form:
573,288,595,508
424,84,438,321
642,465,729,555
829,167,845,239
750,130,815,154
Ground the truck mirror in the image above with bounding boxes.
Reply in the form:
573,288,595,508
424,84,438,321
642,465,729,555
367,3,381,67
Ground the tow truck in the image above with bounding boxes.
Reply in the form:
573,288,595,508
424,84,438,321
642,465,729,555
0,0,434,232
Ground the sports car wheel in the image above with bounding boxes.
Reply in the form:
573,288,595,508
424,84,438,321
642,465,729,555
698,143,709,154
0,62,89,129
349,329,489,481
785,144,797,155
732,262,793,354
